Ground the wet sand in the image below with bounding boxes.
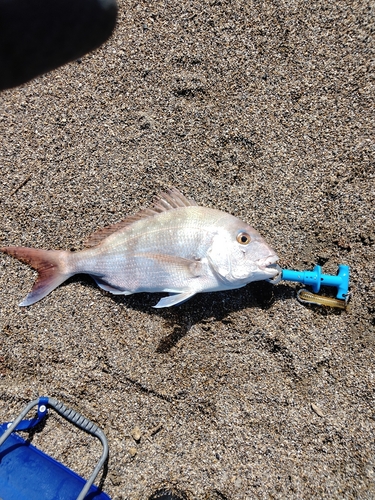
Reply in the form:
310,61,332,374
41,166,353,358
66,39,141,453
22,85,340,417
0,1,374,498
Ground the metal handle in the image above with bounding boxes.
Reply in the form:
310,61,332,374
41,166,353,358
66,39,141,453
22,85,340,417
46,397,109,500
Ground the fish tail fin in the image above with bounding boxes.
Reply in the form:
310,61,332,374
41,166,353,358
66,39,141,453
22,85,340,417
1,246,73,306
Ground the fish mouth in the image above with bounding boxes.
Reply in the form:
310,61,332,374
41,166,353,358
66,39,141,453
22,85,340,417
258,255,280,277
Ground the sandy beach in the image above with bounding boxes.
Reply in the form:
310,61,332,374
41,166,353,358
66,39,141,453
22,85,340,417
0,1,374,498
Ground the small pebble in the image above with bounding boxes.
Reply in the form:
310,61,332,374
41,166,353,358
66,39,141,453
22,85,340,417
311,403,325,417
131,425,142,442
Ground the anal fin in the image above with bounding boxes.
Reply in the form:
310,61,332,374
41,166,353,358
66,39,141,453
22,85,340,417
153,291,196,308
94,277,133,296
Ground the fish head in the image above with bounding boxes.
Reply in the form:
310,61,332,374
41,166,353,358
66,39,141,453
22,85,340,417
208,216,279,286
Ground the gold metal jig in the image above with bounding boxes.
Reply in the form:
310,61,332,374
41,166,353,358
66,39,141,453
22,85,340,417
297,289,349,310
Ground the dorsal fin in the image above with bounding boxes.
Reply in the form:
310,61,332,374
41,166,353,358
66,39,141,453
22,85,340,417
84,187,198,248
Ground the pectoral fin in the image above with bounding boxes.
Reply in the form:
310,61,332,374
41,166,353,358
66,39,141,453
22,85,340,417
153,291,197,308
137,253,204,279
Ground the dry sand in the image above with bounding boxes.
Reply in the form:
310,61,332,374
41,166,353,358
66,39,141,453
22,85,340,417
0,1,374,499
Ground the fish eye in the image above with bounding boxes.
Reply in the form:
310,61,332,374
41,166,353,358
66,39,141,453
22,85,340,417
237,232,251,245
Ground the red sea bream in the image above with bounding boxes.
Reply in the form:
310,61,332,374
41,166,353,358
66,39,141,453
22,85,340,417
1,188,279,308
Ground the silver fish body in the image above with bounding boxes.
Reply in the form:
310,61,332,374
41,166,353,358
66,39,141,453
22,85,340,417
1,188,279,308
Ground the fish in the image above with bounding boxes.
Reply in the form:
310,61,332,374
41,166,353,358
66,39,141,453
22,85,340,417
0,187,279,308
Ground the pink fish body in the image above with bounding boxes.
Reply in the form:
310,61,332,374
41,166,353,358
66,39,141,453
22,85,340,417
1,188,279,308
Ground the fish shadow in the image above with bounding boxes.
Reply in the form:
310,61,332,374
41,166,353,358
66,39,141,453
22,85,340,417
104,280,297,353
